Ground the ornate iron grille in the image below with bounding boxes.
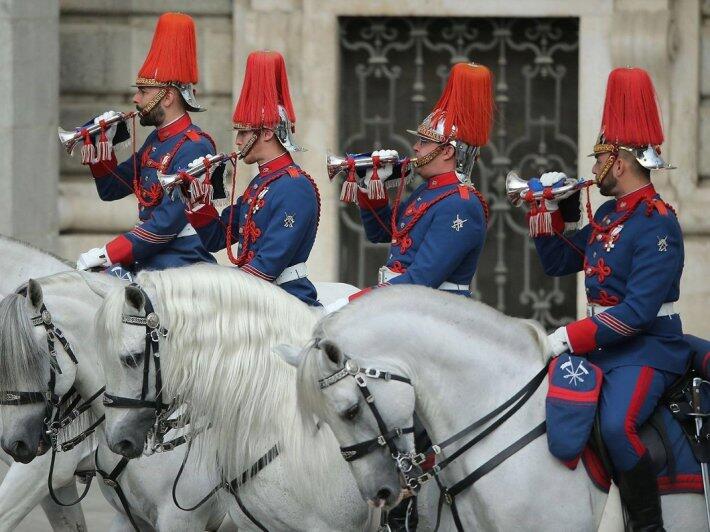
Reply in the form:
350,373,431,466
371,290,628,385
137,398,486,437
337,17,579,328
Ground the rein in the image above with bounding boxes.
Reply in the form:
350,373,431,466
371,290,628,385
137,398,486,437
318,347,549,532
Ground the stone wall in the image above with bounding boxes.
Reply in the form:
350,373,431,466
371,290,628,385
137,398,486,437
0,0,59,251
57,1,234,262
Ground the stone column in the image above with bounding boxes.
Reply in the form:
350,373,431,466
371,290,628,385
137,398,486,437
0,0,59,251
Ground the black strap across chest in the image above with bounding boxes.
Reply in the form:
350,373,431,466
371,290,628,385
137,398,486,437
94,448,140,531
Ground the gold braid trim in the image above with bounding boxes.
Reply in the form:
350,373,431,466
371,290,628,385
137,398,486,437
416,124,448,143
413,142,447,168
135,77,169,87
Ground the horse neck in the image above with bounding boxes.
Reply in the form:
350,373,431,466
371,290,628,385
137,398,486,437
384,314,546,452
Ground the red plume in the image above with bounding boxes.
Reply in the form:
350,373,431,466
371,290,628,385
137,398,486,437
137,13,198,84
600,67,664,147
232,51,296,128
430,63,494,147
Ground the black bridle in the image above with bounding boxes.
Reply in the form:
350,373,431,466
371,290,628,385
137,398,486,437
103,283,169,418
317,357,418,483
318,348,549,532
0,299,106,507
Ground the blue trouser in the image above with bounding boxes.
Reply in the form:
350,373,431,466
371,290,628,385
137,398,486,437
599,365,677,472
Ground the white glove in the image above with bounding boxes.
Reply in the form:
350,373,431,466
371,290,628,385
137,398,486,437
93,111,119,143
76,246,110,271
539,172,574,210
324,298,349,314
362,149,398,190
546,326,571,361
185,157,213,211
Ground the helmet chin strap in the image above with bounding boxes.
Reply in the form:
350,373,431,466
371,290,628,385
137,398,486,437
140,88,167,116
413,141,448,168
593,142,619,186
237,130,260,160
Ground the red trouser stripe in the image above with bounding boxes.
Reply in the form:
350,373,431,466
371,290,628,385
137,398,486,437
624,367,655,457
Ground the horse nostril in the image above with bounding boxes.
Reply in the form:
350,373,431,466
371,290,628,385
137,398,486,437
376,487,392,501
116,439,137,456
10,440,32,460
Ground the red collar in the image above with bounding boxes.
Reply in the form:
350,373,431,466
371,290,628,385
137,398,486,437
615,183,656,212
259,153,293,175
157,114,192,141
426,171,459,189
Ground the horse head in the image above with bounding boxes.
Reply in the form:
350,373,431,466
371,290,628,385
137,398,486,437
0,279,79,463
296,333,416,510
97,283,163,458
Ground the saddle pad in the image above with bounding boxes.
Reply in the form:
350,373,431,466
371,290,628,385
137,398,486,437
582,406,702,496
546,355,603,465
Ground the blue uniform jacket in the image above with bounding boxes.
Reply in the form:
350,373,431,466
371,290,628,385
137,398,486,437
88,114,216,271
533,183,689,374
186,153,320,306
357,170,487,295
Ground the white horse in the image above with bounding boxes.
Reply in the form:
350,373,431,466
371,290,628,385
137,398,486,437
294,285,706,531
95,264,376,531
0,234,86,531
0,271,231,531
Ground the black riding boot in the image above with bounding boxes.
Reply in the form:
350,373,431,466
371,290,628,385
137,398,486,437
617,453,664,532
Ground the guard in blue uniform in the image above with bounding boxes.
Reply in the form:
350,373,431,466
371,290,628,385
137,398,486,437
536,68,688,531
75,13,216,274
331,63,494,308
185,51,320,306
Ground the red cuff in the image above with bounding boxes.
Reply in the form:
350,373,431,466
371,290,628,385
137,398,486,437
566,318,598,354
105,234,133,266
185,204,220,229
357,188,388,210
88,153,118,178
348,287,374,301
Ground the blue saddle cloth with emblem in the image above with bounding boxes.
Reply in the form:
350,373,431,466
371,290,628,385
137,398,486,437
546,355,603,464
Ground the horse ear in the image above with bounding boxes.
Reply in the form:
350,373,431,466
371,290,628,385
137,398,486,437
124,285,145,313
274,344,302,368
319,340,343,367
26,279,43,310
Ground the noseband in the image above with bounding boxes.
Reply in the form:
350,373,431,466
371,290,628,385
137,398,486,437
317,355,420,488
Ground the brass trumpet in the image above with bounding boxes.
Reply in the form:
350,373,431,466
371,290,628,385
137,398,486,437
326,152,416,180
505,171,594,207
57,110,136,155
158,152,236,199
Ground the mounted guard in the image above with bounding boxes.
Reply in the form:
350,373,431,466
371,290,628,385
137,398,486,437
73,12,217,275
530,67,690,531
184,51,321,306
328,62,494,310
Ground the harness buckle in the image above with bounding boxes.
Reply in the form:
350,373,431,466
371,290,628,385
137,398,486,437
412,452,427,465
364,368,381,379
150,329,161,343
354,374,368,388
432,444,442,454
41,309,52,325
103,478,118,488
444,490,453,505
377,435,387,446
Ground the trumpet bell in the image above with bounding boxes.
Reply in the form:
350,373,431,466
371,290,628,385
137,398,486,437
326,153,348,180
505,171,529,207
57,127,78,155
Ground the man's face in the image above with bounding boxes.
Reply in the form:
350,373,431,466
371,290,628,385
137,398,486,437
133,87,166,127
592,152,618,197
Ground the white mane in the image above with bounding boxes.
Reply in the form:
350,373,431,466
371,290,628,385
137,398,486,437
98,264,337,487
297,285,549,421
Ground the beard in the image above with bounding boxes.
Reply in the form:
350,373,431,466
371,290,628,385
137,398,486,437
138,103,165,127
598,172,617,197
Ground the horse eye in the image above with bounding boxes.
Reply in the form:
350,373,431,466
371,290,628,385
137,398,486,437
122,352,143,369
343,404,360,421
